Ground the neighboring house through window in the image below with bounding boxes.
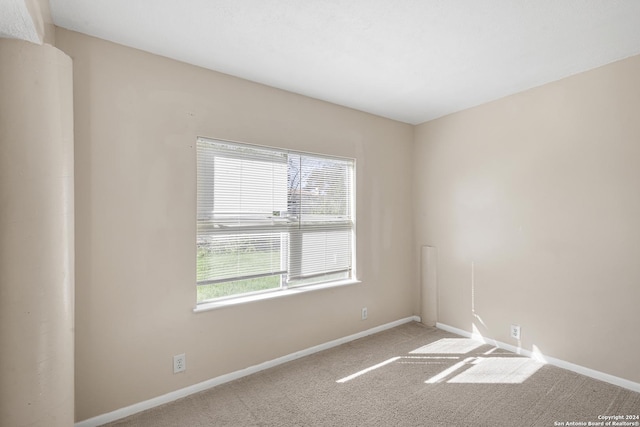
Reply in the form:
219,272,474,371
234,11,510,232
196,137,355,304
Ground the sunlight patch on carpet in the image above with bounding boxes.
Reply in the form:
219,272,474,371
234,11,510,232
336,357,401,383
410,338,483,354
447,357,544,384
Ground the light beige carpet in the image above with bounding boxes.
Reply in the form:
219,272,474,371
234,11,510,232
105,322,640,426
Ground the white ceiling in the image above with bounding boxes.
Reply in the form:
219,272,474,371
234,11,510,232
49,0,640,124
0,0,40,43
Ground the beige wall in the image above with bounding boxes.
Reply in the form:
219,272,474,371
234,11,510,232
414,54,640,384
54,29,415,421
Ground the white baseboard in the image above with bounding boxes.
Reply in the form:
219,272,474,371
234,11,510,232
436,322,640,394
75,315,421,427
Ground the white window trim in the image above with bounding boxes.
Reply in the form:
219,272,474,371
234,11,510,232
193,278,361,313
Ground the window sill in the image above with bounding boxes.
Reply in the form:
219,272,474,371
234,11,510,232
193,279,361,313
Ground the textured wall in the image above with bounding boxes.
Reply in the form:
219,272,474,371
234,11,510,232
55,28,415,421
0,39,74,426
414,54,640,384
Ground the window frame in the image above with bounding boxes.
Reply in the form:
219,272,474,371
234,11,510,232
195,137,357,307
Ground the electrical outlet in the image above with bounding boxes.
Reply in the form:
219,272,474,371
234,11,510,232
361,307,368,320
173,353,186,373
510,324,521,340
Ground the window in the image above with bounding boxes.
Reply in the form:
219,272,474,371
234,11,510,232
196,137,355,304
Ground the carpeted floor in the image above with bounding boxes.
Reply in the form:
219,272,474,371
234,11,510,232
105,322,640,426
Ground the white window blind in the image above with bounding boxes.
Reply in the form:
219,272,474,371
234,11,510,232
196,137,355,302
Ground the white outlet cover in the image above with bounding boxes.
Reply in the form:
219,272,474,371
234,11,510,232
173,353,186,373
510,325,521,340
